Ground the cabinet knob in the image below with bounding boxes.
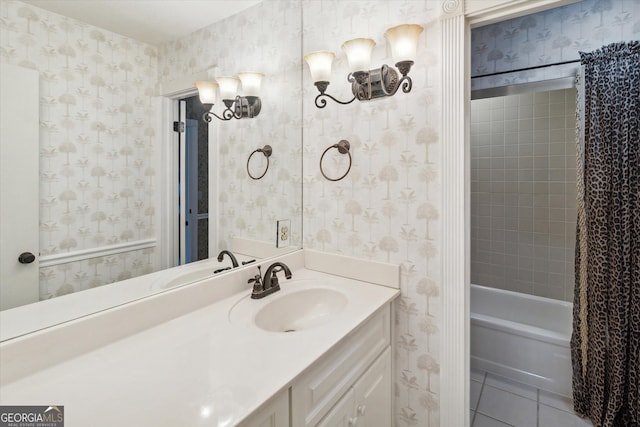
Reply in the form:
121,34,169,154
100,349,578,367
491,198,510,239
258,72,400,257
348,416,358,427
18,252,36,264
357,405,366,416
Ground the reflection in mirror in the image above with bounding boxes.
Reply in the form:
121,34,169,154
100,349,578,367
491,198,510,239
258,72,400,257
0,0,302,339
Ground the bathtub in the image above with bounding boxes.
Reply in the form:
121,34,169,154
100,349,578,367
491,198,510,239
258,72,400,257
470,284,573,397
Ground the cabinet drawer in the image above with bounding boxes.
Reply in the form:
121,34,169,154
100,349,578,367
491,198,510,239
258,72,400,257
291,304,391,427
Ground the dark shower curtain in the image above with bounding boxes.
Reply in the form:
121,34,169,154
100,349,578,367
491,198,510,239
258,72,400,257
571,41,640,427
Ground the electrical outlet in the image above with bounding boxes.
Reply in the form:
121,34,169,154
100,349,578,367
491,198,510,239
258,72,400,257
276,219,290,248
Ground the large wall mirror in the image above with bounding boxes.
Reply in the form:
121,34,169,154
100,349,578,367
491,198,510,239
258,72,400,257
0,0,302,340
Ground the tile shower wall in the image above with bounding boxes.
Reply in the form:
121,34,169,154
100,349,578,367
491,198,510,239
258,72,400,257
470,88,577,301
302,1,442,425
1,1,160,299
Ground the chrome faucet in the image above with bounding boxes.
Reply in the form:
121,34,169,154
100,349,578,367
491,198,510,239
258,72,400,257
248,262,292,299
217,250,239,268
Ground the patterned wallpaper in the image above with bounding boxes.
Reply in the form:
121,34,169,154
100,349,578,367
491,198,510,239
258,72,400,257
0,0,160,299
471,0,640,89
157,0,303,253
301,1,442,425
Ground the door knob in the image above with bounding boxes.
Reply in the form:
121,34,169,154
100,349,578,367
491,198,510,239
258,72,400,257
18,252,36,264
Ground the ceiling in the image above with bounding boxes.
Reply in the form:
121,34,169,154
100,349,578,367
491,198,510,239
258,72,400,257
22,0,263,45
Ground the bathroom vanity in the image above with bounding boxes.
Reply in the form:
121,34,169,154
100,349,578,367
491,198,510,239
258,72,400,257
241,304,391,427
0,250,399,426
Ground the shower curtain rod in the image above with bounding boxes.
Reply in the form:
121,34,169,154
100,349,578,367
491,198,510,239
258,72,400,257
472,59,581,79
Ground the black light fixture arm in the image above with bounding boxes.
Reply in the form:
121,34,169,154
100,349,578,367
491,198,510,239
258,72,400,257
202,104,226,123
313,81,357,109
202,96,262,122
381,60,414,97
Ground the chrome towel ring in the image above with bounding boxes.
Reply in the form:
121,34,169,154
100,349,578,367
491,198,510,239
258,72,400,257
247,145,272,180
320,140,352,182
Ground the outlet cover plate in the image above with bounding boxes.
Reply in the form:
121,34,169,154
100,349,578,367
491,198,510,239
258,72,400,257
276,219,290,248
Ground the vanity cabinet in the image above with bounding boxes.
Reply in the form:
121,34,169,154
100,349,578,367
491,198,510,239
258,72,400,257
233,302,393,427
317,348,391,427
239,389,289,427
291,304,392,427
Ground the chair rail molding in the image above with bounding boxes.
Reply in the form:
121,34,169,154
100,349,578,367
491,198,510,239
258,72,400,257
39,239,157,268
439,0,573,426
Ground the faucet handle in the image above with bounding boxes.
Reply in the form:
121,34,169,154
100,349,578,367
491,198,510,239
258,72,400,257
249,266,264,298
248,274,263,294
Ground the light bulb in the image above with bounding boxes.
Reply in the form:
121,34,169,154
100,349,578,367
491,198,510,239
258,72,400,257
341,38,376,73
194,81,218,105
384,24,424,64
238,72,264,97
216,76,240,101
304,51,336,83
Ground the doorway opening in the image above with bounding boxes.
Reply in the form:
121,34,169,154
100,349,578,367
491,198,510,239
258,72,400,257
178,95,209,265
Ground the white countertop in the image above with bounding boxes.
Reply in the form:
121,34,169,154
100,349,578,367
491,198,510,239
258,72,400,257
0,267,398,426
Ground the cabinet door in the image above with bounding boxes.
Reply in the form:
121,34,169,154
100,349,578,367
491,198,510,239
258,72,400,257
353,347,391,426
316,389,355,427
238,389,289,427
291,306,390,427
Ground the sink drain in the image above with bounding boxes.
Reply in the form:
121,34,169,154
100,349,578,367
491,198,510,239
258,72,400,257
283,329,296,333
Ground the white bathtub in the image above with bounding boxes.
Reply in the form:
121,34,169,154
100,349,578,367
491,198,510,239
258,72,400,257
470,284,573,396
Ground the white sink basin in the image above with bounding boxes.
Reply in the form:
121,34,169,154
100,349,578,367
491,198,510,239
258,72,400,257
229,283,348,333
255,288,347,332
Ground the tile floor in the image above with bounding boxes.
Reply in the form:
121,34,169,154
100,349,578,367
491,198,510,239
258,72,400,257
470,369,594,427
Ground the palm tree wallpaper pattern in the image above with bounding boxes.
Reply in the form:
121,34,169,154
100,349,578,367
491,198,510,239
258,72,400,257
300,1,443,425
1,0,160,299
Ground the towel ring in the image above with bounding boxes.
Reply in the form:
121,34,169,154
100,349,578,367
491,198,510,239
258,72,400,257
320,140,352,182
247,145,272,180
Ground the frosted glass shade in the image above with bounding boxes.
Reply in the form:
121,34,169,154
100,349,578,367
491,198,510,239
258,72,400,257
238,72,264,97
304,51,336,83
216,76,240,100
194,81,218,105
341,38,376,73
384,24,423,63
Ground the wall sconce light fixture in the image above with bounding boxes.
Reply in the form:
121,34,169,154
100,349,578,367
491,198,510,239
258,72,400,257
195,71,264,122
304,24,423,108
